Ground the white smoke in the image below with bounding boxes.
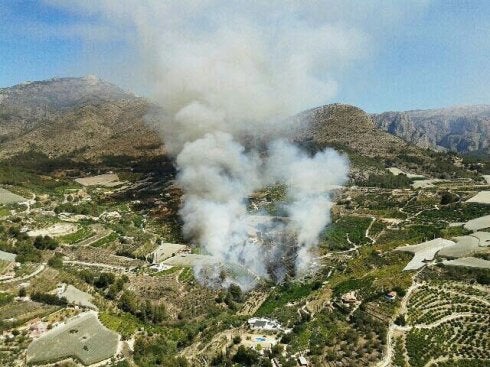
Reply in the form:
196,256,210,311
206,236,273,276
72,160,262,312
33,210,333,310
174,130,348,288
45,1,367,288
176,132,266,279
266,141,348,274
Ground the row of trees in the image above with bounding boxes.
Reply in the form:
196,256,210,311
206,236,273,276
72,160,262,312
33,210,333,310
119,290,168,324
31,292,67,306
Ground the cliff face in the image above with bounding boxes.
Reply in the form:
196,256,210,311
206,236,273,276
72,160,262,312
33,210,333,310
372,105,490,155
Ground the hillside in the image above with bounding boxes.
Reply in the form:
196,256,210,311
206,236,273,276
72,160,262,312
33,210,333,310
0,77,164,161
0,78,467,179
294,104,466,179
0,79,489,367
372,105,490,155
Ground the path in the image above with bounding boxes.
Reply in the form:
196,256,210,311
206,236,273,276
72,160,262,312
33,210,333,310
63,260,127,272
1,264,46,283
376,274,422,367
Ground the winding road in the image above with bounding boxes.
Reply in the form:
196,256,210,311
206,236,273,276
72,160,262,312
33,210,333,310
1,263,46,283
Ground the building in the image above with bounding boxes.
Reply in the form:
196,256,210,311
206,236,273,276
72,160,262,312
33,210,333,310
341,291,357,304
298,356,309,366
385,291,397,301
247,317,283,331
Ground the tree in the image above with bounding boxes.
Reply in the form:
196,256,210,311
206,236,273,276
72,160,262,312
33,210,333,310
440,191,459,205
15,242,42,263
33,235,58,250
48,253,63,268
228,283,243,302
133,335,182,367
118,291,139,314
18,288,26,298
94,272,115,288
395,314,406,326
31,292,67,306
232,346,260,366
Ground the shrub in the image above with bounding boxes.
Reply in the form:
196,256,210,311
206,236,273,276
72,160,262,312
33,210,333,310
48,253,63,268
33,235,58,250
31,292,67,306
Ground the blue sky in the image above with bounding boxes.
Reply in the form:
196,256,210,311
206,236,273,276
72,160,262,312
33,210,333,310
0,0,489,112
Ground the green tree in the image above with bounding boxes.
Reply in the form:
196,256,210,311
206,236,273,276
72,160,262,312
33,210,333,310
48,253,63,268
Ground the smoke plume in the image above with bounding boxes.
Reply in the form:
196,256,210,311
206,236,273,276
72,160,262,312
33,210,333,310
49,1,360,288
135,2,351,289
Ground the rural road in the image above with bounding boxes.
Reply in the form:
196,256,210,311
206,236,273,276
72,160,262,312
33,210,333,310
376,277,422,367
63,260,127,271
365,216,377,244
1,263,46,283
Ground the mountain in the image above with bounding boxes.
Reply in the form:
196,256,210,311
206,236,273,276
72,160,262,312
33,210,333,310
372,105,490,155
0,76,164,161
0,77,466,179
295,104,416,158
293,103,468,179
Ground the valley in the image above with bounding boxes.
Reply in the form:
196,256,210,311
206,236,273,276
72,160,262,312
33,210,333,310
0,149,488,367
0,78,488,367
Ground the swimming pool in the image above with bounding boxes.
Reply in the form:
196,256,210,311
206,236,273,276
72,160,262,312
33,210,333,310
255,337,266,342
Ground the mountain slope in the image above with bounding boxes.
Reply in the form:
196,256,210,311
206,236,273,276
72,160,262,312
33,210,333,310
372,105,490,155
0,77,164,160
295,103,415,158
0,77,467,179
294,103,467,178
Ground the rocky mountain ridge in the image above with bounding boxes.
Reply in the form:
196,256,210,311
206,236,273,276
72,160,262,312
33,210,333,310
0,77,468,178
372,105,490,155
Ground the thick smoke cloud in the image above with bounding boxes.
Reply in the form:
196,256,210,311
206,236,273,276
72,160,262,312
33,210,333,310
46,1,370,288
266,141,348,274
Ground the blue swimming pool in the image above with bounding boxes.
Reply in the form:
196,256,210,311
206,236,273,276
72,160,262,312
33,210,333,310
255,337,266,342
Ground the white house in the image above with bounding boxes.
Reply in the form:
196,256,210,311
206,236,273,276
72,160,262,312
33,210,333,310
247,317,283,331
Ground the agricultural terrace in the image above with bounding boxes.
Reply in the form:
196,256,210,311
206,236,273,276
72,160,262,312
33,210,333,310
27,312,119,365
401,281,490,367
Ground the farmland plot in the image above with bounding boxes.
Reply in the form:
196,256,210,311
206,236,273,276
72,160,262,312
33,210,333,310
27,312,119,365
442,257,490,269
0,249,16,262
395,238,455,270
0,187,27,204
59,284,97,310
464,215,490,232
75,173,124,187
466,191,490,204
405,282,490,366
438,236,483,258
